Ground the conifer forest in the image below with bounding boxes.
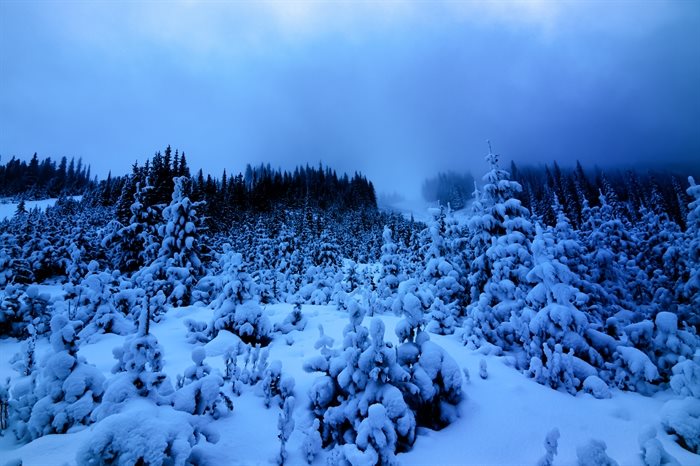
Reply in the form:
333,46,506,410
0,145,699,465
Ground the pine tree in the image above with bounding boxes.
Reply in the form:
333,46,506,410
22,315,105,440
464,142,534,350
153,176,205,306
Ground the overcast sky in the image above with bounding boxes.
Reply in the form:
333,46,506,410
1,0,698,198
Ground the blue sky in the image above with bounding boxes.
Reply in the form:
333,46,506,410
1,0,698,197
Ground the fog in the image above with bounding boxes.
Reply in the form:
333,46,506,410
1,1,698,198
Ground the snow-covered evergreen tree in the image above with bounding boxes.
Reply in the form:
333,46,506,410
94,305,174,420
22,315,105,440
151,176,205,306
463,143,534,350
305,316,416,457
173,347,232,418
276,396,295,465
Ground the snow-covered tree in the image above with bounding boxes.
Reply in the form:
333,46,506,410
69,261,133,340
464,143,534,350
377,226,402,305
305,316,416,457
212,302,271,346
173,347,232,418
276,396,295,465
523,225,593,394
94,305,174,420
20,315,105,441
151,176,206,306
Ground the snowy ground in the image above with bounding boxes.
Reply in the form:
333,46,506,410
0,197,83,221
379,198,472,225
1,302,697,465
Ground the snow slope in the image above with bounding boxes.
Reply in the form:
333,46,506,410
0,196,83,221
1,303,697,465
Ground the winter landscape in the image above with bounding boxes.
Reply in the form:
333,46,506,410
1,1,699,466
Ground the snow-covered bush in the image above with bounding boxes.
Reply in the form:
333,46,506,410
184,319,210,345
576,439,619,466
303,418,322,464
612,346,659,394
305,317,416,455
274,303,307,334
528,343,579,395
537,428,560,466
377,226,402,303
0,283,26,337
427,297,456,336
23,315,105,440
77,403,196,466
13,285,52,338
72,263,133,340
638,427,680,466
661,397,700,454
200,245,254,308
262,360,295,408
351,403,400,466
212,301,271,346
94,309,174,420
669,358,700,398
276,396,295,465
173,348,232,418
392,279,431,343
582,375,611,399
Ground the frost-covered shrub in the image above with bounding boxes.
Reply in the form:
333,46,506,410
73,264,133,340
274,303,307,334
420,208,463,312
528,343,579,395
623,312,698,384
184,319,209,345
479,359,488,380
612,346,659,393
212,302,271,346
352,403,400,466
23,315,105,440
173,348,232,418
1,285,52,338
537,428,560,466
377,226,402,303
200,245,254,308
397,335,462,429
0,283,23,336
582,375,611,399
94,312,173,420
576,439,619,466
638,427,680,466
669,358,700,398
392,279,431,343
77,404,196,466
224,343,269,389
661,397,700,454
649,312,697,380
262,360,295,408
303,418,322,464
427,297,456,336
276,396,295,465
